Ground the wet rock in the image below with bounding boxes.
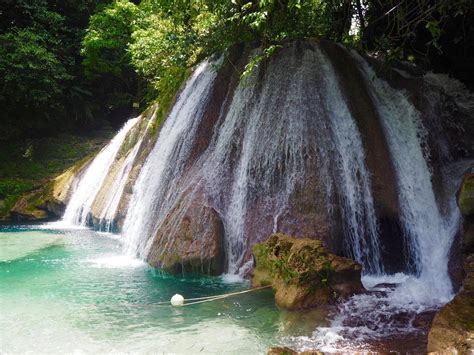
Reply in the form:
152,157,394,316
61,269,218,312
267,347,323,355
252,234,363,310
458,173,474,216
44,156,93,218
10,195,49,221
146,189,225,275
428,254,474,354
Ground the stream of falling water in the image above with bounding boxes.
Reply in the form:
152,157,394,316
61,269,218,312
283,49,463,351
58,117,139,228
121,60,220,257
97,112,154,233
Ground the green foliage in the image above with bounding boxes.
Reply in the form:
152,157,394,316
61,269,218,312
82,0,138,79
255,243,300,284
0,131,112,217
0,29,72,109
0,0,112,140
1,0,472,142
362,0,474,71
0,180,34,215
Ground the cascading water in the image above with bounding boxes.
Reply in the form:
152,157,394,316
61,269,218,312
122,60,220,256
209,44,383,275
352,50,459,302
284,48,464,351
313,48,383,275
96,113,154,232
59,117,139,227
121,42,384,276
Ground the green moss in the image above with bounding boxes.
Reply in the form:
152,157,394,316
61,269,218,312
0,179,34,215
459,174,474,216
253,235,335,287
149,67,192,137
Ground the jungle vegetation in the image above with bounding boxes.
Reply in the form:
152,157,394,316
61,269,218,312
1,0,473,141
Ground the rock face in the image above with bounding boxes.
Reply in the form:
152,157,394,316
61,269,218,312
10,195,49,221
46,158,92,216
251,234,363,310
428,174,474,354
428,254,474,354
146,190,225,275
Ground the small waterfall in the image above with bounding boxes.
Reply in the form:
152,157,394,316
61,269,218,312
96,115,153,232
351,51,459,302
122,60,219,256
313,48,383,275
60,117,139,227
284,49,465,352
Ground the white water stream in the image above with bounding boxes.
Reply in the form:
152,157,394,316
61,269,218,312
283,50,464,351
352,50,460,303
121,60,220,257
97,113,154,232
58,117,139,227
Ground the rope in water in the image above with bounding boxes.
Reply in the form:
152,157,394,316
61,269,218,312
153,285,272,307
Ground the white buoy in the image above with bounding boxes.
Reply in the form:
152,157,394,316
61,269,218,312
170,294,185,306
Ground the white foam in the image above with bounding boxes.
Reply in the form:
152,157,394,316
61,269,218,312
361,272,409,289
84,255,146,269
220,273,246,284
40,221,88,230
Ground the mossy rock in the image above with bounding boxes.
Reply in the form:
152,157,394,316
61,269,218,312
10,195,49,221
428,254,474,354
8,155,93,222
252,233,362,310
458,173,474,216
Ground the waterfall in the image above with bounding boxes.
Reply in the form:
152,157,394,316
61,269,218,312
209,44,383,274
351,50,459,302
60,117,139,227
284,47,464,352
120,43,384,275
96,115,153,232
70,40,458,288
122,60,220,256
313,48,383,275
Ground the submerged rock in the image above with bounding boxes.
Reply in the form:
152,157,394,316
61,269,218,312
251,233,363,310
146,190,225,275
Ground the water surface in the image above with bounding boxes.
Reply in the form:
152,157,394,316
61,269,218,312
0,226,293,353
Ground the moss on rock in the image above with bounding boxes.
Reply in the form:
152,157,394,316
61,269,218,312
252,233,363,310
428,254,474,354
458,173,474,216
